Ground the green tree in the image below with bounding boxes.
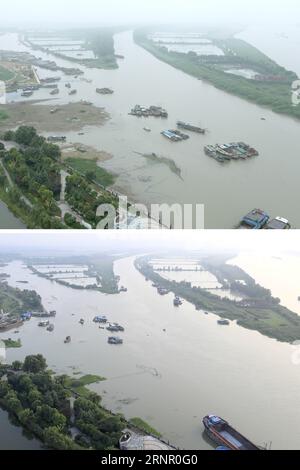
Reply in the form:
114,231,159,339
23,354,47,374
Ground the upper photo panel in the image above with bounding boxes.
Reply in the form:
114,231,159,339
0,0,299,229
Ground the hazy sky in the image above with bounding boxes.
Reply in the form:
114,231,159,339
1,0,299,27
0,230,298,257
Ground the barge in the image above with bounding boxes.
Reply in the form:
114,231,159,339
129,105,168,118
161,129,189,141
238,210,290,229
177,121,206,134
93,315,107,324
50,88,59,95
108,336,123,345
217,319,230,326
264,217,291,230
239,209,270,229
107,323,124,333
21,90,33,98
47,136,66,143
203,415,259,450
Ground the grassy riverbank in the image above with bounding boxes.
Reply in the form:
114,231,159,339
135,256,300,343
0,65,14,82
65,157,116,188
63,374,105,397
0,281,43,316
3,339,22,349
129,417,162,439
134,30,300,120
0,355,123,450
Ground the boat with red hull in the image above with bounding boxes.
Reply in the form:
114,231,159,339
203,415,259,450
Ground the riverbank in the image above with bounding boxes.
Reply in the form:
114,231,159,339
135,255,300,343
134,30,300,121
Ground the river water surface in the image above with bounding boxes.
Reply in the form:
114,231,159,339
1,256,300,449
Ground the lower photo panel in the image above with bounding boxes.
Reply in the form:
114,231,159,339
0,230,298,452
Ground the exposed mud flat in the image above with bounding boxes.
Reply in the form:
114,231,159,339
61,143,113,162
0,101,110,133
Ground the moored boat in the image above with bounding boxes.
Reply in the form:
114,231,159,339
217,319,230,326
108,336,123,345
173,296,182,306
203,415,259,450
264,217,291,230
239,209,270,229
177,121,206,134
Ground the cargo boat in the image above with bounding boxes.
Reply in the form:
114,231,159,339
21,90,33,98
264,217,291,230
96,87,114,95
203,415,259,450
217,319,230,326
108,336,123,345
239,209,270,229
161,130,189,141
173,296,183,306
50,88,59,95
93,315,107,324
177,121,206,134
204,145,226,163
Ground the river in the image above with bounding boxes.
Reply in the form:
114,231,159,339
0,409,42,449
0,201,25,229
1,255,300,450
0,28,300,228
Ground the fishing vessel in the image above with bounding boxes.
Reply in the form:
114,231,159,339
217,319,230,326
108,336,123,345
203,415,259,450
